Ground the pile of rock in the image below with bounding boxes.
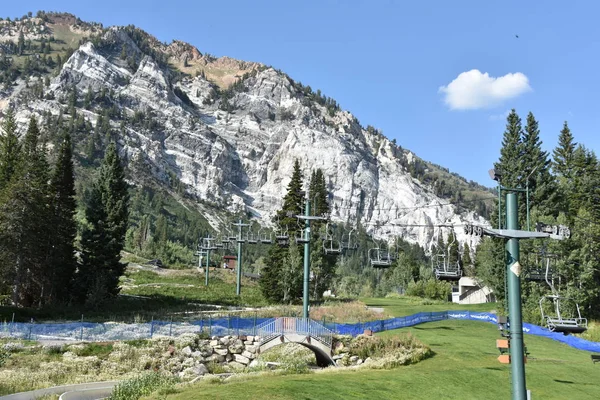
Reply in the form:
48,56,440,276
173,334,261,378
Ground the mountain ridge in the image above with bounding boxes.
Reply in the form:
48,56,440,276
0,11,492,251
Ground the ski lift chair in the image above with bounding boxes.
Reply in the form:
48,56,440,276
342,228,358,253
275,224,290,246
258,228,273,244
538,257,587,334
247,230,258,244
323,223,342,256
369,241,392,269
539,295,588,334
295,220,310,244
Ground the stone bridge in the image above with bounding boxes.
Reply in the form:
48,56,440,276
256,317,336,367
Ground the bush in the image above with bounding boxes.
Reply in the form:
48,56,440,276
0,348,9,367
109,372,177,400
406,279,450,301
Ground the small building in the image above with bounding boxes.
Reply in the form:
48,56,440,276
454,277,495,304
223,255,237,270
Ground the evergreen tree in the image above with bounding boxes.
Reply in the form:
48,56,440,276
47,132,77,304
447,230,460,267
462,242,473,276
260,160,305,303
308,168,336,300
522,112,556,220
0,110,20,189
76,142,129,306
0,117,51,306
495,109,524,188
552,122,577,180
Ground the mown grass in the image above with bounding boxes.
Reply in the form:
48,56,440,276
361,295,497,317
153,297,599,400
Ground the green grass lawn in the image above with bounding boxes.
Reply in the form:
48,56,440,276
361,295,498,317
159,297,599,400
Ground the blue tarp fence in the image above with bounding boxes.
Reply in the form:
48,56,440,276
1,311,599,353
327,310,600,353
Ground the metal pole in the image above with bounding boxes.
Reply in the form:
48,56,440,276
498,184,502,229
303,199,311,319
506,192,527,400
205,248,210,286
526,183,530,231
236,219,243,296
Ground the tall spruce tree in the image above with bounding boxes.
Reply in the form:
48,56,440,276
308,168,336,300
0,117,51,306
76,142,129,306
522,112,556,220
47,132,77,304
495,109,524,191
260,159,305,303
552,122,577,181
0,110,21,189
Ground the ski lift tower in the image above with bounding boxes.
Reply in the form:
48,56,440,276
293,194,328,319
463,169,570,400
232,219,250,296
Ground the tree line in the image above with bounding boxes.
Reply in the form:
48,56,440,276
259,161,337,303
475,110,600,322
0,110,129,308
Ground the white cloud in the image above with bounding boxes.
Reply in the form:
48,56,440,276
439,69,531,110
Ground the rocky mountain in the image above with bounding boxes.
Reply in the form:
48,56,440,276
0,12,492,251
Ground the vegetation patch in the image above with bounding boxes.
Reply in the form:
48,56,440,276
332,333,432,369
109,372,177,400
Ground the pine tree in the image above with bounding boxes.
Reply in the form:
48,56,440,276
260,159,305,303
308,168,335,300
47,132,77,304
76,142,129,306
491,109,524,229
0,110,21,189
462,242,473,276
552,122,577,181
0,117,51,306
495,109,524,189
447,230,460,266
521,112,556,220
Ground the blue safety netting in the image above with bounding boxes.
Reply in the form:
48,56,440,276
1,311,599,353
325,310,600,353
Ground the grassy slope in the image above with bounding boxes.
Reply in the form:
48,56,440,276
361,296,497,316
0,268,267,322
161,297,599,400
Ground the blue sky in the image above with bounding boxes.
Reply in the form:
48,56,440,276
4,1,600,185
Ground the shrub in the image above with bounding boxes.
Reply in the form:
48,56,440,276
109,372,177,400
407,279,450,301
0,348,9,367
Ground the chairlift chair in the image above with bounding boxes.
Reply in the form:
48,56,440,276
525,252,550,281
323,223,342,256
275,224,290,246
539,257,587,334
369,240,393,268
341,228,358,253
431,229,462,281
246,230,258,244
258,227,272,244
295,220,310,244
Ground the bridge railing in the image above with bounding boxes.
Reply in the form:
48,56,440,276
256,317,334,348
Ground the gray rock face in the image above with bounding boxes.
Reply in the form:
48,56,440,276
1,27,489,249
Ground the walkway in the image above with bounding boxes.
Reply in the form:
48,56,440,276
256,317,336,367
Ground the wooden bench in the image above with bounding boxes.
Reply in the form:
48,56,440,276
592,354,600,364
